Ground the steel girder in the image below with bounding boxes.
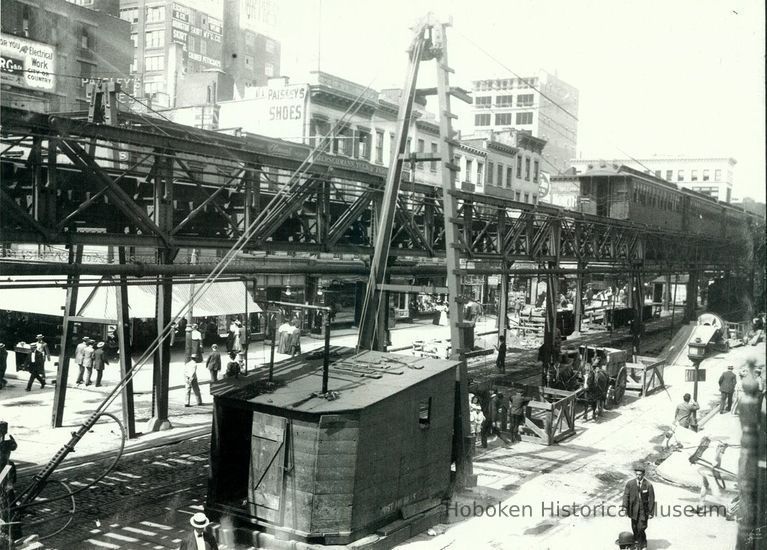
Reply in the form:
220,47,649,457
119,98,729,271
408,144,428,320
0,107,755,271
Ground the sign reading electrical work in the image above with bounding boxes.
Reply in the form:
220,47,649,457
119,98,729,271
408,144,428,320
0,33,56,91
218,84,308,140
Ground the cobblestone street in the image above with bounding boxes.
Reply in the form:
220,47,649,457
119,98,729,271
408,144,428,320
16,436,210,549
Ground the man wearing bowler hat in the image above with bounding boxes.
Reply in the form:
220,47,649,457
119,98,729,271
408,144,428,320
178,512,217,550
622,462,655,550
615,531,635,549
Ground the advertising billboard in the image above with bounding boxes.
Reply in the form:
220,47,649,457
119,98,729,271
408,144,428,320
219,83,308,140
0,33,56,92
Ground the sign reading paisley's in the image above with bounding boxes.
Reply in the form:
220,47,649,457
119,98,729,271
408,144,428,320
0,33,56,91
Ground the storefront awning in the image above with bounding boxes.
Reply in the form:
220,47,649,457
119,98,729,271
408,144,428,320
0,277,261,321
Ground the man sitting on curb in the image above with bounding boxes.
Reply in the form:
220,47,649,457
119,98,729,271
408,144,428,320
674,393,700,431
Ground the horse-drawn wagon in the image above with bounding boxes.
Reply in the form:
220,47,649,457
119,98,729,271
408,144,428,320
547,345,665,411
547,346,628,409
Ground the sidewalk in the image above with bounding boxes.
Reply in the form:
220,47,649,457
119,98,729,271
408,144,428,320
0,316,500,471
397,342,765,550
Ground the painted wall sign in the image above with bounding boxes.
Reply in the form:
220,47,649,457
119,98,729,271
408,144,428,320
0,33,56,91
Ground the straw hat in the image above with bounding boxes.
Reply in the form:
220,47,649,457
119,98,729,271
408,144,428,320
189,512,210,529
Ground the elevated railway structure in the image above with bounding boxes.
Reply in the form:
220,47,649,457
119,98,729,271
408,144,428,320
1,15,764,547
0,99,762,436
0,106,754,269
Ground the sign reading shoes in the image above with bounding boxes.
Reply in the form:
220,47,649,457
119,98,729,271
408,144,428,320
219,84,309,140
0,34,56,91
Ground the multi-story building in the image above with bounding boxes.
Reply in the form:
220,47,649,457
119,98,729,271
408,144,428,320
119,0,225,108
224,0,280,97
470,70,578,175
569,157,736,203
217,72,443,187
1,0,131,112
459,129,546,204
217,72,548,204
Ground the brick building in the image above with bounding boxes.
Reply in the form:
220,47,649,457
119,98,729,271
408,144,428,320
1,0,131,112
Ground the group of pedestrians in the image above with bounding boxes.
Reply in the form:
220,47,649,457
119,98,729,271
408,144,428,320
74,336,110,387
468,388,530,448
276,319,302,356
182,323,245,408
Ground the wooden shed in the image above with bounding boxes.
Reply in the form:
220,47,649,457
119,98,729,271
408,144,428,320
206,348,458,546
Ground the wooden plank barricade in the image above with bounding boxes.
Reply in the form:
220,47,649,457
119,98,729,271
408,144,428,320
625,355,666,398
497,384,583,446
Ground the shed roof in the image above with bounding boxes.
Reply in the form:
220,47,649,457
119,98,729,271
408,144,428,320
215,347,458,414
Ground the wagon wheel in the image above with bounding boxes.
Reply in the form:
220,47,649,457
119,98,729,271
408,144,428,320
612,366,627,406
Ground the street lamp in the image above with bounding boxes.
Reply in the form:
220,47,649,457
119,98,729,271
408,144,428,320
687,337,707,430
687,337,707,399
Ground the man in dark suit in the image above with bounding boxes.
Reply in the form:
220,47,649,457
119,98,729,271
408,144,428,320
622,463,655,550
718,365,737,413
92,342,109,387
25,344,46,391
178,512,217,550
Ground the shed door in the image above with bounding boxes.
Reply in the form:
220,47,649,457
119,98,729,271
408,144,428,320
249,412,288,523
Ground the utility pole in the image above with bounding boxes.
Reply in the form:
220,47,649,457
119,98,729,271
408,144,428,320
355,14,474,487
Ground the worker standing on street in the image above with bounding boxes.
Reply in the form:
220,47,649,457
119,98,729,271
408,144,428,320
508,390,529,443
582,363,599,421
495,333,507,373
184,359,204,407
718,365,737,413
621,462,655,550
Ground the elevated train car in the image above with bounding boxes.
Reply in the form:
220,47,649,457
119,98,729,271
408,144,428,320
576,164,762,240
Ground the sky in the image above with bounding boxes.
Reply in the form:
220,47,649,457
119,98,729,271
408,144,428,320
275,0,766,201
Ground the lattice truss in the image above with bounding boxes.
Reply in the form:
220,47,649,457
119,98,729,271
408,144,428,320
0,107,756,271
